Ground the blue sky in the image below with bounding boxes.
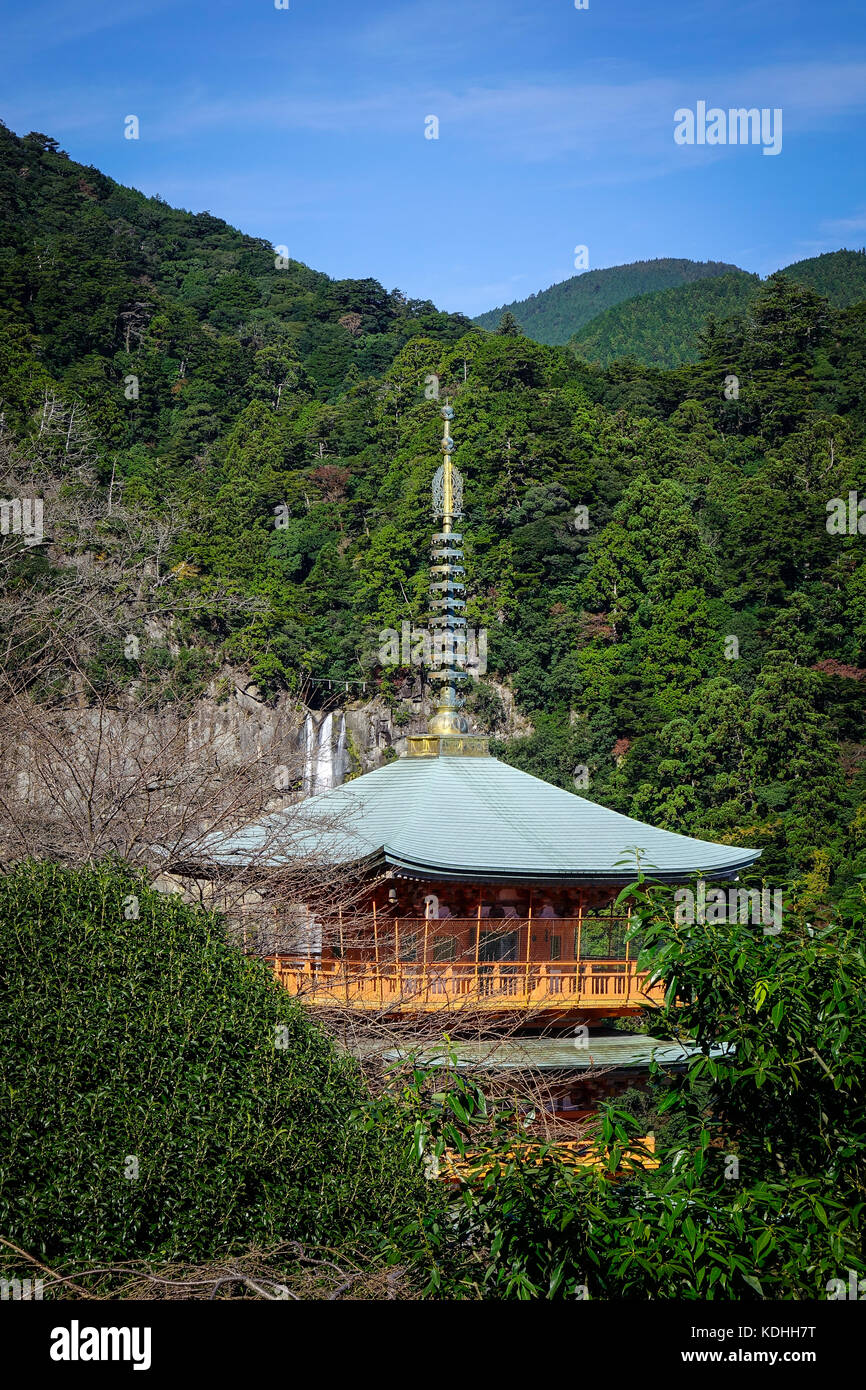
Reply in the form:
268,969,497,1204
1,0,865,315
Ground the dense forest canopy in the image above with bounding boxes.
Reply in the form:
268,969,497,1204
568,252,866,368
0,120,864,916
473,257,743,345
777,250,866,306
474,249,866,359
569,271,761,368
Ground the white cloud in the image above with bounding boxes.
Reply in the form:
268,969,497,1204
819,209,866,237
8,52,866,172
1,0,179,53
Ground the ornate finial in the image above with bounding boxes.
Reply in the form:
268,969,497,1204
431,404,463,521
406,401,488,757
428,401,470,737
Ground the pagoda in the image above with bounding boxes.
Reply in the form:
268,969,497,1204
205,404,760,1022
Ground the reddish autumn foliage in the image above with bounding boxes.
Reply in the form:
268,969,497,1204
812,659,866,681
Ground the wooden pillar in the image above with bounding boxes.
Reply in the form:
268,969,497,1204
625,901,632,1001
525,887,533,999
339,906,348,1003
474,889,482,994
422,904,430,1003
576,895,583,1001
373,899,381,1004
394,912,401,999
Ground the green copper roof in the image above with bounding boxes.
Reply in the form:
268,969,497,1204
350,1033,735,1072
203,752,760,884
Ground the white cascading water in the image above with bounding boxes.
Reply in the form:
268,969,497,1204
314,712,334,791
301,711,347,795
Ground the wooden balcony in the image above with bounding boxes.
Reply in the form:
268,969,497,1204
440,1134,659,1182
269,957,663,1014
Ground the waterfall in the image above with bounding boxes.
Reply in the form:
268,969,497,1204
301,711,347,796
314,712,334,792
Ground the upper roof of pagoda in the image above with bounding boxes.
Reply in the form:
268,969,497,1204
204,747,760,885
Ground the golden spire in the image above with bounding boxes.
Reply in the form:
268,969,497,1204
428,401,469,736
407,400,488,756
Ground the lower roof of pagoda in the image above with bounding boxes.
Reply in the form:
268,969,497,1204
202,750,761,885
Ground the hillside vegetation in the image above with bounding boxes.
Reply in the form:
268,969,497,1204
476,249,866,367
568,250,866,368
0,123,472,423
474,257,741,344
779,249,866,306
570,271,761,368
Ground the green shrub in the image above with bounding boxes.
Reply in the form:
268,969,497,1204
0,860,422,1265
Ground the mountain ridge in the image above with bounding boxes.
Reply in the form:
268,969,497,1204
475,249,866,362
569,271,761,369
473,258,744,343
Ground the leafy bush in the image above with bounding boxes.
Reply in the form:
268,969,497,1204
0,860,422,1265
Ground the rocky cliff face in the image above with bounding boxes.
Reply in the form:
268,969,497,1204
199,672,532,794
188,678,402,786
0,671,533,861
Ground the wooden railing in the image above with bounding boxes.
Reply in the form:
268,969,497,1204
250,914,636,962
269,958,662,1013
376,916,632,957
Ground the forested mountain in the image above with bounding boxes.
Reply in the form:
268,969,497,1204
779,249,866,306
1,121,864,915
0,123,472,416
477,249,866,365
569,271,761,368
569,250,866,368
473,258,743,343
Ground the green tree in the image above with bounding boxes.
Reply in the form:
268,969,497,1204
0,861,422,1265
